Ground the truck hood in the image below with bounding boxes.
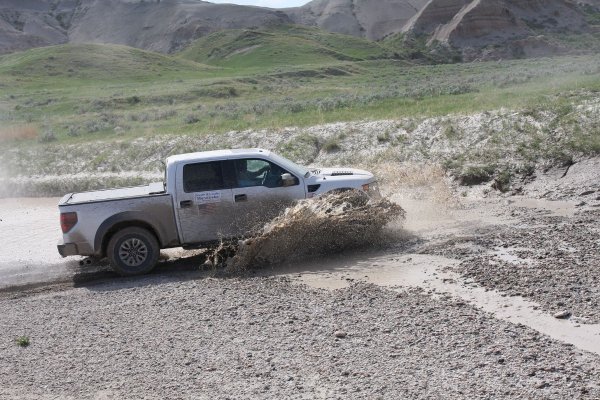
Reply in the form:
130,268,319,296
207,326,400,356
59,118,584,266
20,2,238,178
309,167,373,177
305,167,374,185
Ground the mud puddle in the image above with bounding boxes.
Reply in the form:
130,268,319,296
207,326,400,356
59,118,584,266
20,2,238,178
268,251,600,356
507,197,577,217
256,193,598,355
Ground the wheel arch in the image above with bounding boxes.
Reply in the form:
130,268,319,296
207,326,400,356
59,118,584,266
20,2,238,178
95,212,163,257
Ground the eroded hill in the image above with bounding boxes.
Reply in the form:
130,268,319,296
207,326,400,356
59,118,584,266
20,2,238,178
1,0,599,61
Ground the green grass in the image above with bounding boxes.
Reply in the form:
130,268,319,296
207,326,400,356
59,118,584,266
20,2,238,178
178,25,391,70
0,35,599,147
15,336,30,347
0,44,216,85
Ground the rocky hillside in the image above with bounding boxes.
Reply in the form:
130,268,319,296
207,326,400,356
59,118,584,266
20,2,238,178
0,0,290,55
291,0,596,59
0,0,69,54
0,0,598,59
404,0,589,59
286,0,430,40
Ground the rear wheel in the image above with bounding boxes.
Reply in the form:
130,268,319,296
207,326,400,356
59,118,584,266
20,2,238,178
107,227,159,276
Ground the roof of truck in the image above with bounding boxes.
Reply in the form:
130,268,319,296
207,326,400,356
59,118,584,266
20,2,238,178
166,148,271,166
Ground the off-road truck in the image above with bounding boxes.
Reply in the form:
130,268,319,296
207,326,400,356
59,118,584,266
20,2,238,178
58,148,379,275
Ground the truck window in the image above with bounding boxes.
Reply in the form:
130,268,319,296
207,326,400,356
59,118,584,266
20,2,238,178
234,158,298,188
183,161,225,192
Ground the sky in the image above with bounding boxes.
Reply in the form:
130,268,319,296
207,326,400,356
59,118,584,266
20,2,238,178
207,0,310,8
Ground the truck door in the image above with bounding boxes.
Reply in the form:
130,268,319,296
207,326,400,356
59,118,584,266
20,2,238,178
175,160,236,244
228,158,306,236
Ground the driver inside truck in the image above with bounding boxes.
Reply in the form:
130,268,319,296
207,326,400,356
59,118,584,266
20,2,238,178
235,159,270,187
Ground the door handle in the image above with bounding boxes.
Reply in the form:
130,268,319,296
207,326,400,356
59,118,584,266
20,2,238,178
180,200,193,208
235,194,247,202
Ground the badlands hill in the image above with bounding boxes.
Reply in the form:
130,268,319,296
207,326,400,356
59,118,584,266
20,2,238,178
286,0,430,40
0,0,290,55
0,0,599,60
289,0,596,59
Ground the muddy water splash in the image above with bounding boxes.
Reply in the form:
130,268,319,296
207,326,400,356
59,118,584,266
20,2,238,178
216,191,405,270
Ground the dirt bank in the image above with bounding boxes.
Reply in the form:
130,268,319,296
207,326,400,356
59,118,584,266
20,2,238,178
2,95,599,197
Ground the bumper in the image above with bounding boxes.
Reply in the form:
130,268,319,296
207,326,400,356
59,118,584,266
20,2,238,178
57,239,79,257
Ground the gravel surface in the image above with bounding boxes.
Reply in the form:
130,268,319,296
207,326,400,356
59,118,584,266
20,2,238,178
1,277,599,399
451,207,600,323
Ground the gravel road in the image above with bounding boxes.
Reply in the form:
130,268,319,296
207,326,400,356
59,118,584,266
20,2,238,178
1,277,599,400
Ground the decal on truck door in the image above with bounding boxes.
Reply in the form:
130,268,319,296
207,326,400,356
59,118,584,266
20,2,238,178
194,191,221,204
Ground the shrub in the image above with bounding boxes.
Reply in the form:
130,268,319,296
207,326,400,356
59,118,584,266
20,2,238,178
67,125,81,137
155,109,177,120
492,169,512,192
377,131,391,143
84,120,111,133
127,95,141,105
322,138,341,153
16,336,30,347
458,165,496,186
185,114,200,124
39,130,57,143
443,124,460,139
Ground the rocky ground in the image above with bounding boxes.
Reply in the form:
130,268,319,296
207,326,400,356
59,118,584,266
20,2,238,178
1,277,599,400
450,208,600,324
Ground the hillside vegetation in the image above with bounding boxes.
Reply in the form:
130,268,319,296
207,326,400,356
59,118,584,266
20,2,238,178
179,25,391,70
1,30,599,195
0,44,215,84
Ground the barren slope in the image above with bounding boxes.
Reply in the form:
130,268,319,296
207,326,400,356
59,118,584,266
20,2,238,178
402,0,470,35
68,0,291,53
0,0,597,60
0,0,291,55
399,0,592,59
287,0,430,39
0,0,69,54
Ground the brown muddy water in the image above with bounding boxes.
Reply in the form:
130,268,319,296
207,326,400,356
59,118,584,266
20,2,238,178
0,194,598,356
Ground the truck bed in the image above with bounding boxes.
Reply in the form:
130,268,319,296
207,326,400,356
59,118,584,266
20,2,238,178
60,182,166,206
58,181,179,256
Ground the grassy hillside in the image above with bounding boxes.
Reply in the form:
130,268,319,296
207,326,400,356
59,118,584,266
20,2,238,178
179,25,391,69
0,44,215,84
0,33,599,195
0,38,598,147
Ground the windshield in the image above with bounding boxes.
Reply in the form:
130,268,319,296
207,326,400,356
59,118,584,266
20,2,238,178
269,153,310,178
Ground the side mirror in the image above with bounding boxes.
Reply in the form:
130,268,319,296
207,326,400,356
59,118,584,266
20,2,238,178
281,173,295,187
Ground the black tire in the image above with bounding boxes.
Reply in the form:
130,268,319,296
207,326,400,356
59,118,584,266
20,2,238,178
107,227,159,276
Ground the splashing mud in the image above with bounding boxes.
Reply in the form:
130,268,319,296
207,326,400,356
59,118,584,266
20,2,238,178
211,191,405,270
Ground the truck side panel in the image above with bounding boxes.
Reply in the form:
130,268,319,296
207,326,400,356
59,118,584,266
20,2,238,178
59,194,179,257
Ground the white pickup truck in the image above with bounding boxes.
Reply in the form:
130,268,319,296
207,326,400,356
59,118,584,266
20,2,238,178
58,148,379,275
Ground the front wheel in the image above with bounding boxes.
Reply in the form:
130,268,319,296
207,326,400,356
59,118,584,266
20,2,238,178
107,227,159,276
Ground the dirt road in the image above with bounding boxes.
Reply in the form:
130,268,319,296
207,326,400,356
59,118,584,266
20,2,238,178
0,198,89,287
1,186,599,398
